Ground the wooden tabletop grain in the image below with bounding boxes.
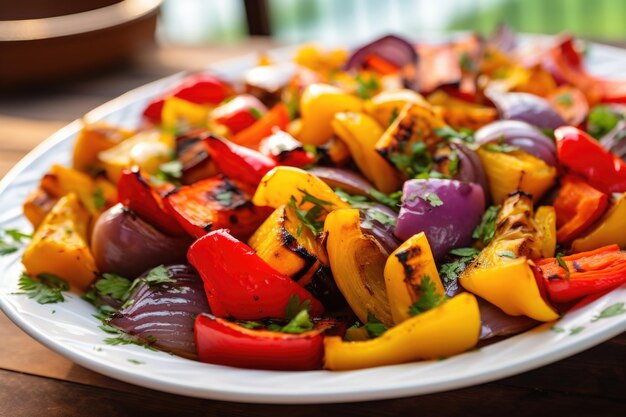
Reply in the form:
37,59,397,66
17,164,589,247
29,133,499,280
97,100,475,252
0,39,624,417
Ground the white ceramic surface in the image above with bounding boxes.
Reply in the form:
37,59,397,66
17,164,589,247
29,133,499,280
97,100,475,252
1,38,626,404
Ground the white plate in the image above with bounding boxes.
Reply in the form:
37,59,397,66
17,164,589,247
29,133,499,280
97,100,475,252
1,38,626,404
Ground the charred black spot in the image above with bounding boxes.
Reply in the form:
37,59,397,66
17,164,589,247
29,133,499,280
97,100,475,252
121,205,138,220
547,274,562,280
229,215,238,225
202,222,213,232
252,295,260,302
304,265,347,311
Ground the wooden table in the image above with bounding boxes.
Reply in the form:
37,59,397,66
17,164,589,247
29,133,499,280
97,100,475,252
0,39,624,417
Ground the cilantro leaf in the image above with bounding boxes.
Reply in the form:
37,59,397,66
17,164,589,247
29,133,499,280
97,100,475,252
439,248,480,284
421,191,443,207
92,187,106,210
472,205,500,245
408,275,446,316
285,294,311,320
279,309,314,334
95,273,132,301
365,209,397,227
587,106,623,139
556,252,570,279
18,273,69,304
364,313,387,338
145,265,176,286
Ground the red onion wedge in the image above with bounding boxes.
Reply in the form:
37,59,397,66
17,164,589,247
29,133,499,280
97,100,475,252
448,141,490,199
308,167,375,196
475,120,557,166
487,90,566,130
109,264,210,359
345,34,417,71
92,204,192,278
395,179,484,259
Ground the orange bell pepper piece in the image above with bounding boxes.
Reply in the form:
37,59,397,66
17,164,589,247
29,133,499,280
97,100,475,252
231,103,290,147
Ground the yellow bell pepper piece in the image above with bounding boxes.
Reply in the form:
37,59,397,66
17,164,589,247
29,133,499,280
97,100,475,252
22,193,97,291
252,166,350,211
294,45,347,73
324,293,480,370
72,123,133,173
427,90,498,131
161,96,210,130
384,232,446,324
324,209,394,327
98,130,174,184
477,147,557,204
535,206,557,258
460,192,559,322
364,89,427,127
572,194,626,252
298,84,362,145
332,112,403,193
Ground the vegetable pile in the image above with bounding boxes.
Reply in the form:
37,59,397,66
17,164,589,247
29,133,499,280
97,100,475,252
17,27,626,371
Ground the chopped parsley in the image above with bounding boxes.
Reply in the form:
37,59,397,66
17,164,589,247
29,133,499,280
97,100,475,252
368,189,402,210
497,250,517,259
288,189,334,235
279,309,314,334
155,160,183,184
587,106,623,139
448,247,480,257
389,141,433,178
355,74,379,99
144,265,176,286
127,359,145,365
483,142,518,153
592,302,626,322
285,294,311,319
5,229,32,242
389,107,400,126
17,273,69,304
215,190,234,206
95,273,132,301
556,252,570,279
248,107,263,120
92,187,106,210
364,313,387,338
434,126,475,144
448,150,459,176
0,228,32,255
335,189,397,227
365,209,397,227
569,326,585,335
459,52,475,72
472,205,500,246
238,321,264,329
439,248,480,285
555,92,573,107
408,275,447,316
421,191,443,207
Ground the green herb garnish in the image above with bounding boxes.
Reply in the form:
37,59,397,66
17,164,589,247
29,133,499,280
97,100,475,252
249,107,263,120
555,92,573,107
556,252,570,279
587,106,623,139
497,250,517,259
421,191,443,207
408,275,447,316
368,189,402,210
591,302,625,322
434,126,475,144
17,273,69,304
279,309,315,334
92,187,106,210
364,313,387,338
472,205,500,246
355,74,379,99
285,294,311,320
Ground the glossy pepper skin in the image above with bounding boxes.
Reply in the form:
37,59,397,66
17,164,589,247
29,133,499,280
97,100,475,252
533,244,626,303
323,293,480,371
572,193,626,252
553,175,608,243
231,103,290,147
117,168,186,236
194,314,324,370
203,135,277,186
555,126,626,194
187,229,324,320
143,74,232,124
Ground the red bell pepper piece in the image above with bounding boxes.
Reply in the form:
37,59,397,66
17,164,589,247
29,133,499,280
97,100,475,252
365,54,400,75
555,126,626,194
203,135,277,186
194,313,324,370
231,103,290,147
211,94,268,135
258,130,315,168
553,175,608,243
117,168,186,236
164,177,272,239
143,74,232,124
533,244,626,303
187,229,324,320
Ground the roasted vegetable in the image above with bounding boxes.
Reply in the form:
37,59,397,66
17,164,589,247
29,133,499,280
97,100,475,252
211,94,268,135
252,166,350,211
231,103,290,147
165,176,272,239
258,130,314,168
108,264,209,359
91,204,191,278
188,229,323,320
384,232,446,324
332,112,403,193
298,83,362,145
395,179,485,260
324,208,393,327
572,193,626,252
72,123,133,174
427,90,498,131
117,168,186,236
40,164,116,219
23,188,58,230
195,313,324,371
324,293,480,370
534,206,557,258
476,146,557,204
176,129,218,185
363,89,427,127
534,245,626,303
459,192,559,321
375,102,445,164
22,193,96,291
554,176,608,243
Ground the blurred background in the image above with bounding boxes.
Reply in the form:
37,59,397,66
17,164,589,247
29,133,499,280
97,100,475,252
160,0,626,45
